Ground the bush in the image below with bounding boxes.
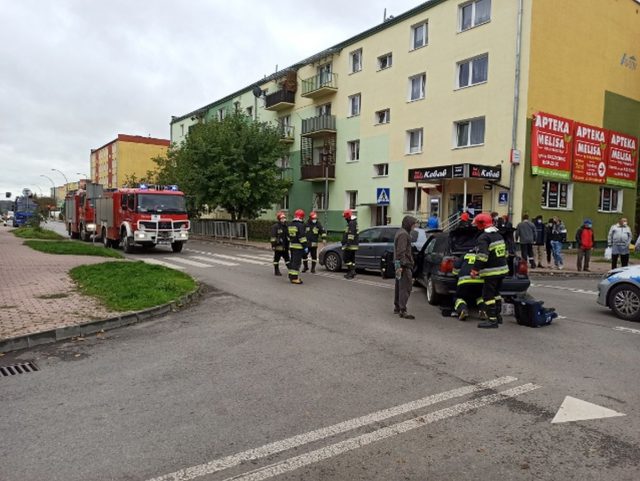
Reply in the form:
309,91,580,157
245,219,273,241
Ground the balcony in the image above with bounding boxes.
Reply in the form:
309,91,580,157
301,115,336,138
301,73,338,99
265,90,295,111
300,164,335,182
279,125,295,144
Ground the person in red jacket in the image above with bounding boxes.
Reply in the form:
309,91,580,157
575,218,595,272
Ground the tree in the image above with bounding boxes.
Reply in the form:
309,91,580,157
154,112,290,220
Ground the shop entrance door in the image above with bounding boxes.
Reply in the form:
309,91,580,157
374,205,389,226
448,194,483,217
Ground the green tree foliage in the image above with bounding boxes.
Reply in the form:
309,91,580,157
154,112,289,220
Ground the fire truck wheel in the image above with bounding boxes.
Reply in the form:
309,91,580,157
80,224,90,242
102,229,111,248
171,241,184,253
121,231,134,253
68,224,79,240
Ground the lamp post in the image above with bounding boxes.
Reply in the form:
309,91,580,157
76,172,89,179
40,174,56,214
33,185,44,197
51,168,69,193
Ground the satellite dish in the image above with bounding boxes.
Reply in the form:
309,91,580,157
252,86,264,98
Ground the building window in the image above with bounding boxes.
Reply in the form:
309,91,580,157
408,73,426,101
313,192,327,211
350,48,362,73
347,140,360,162
317,103,331,116
407,128,424,154
541,181,573,210
457,54,488,88
599,187,623,213
346,190,358,210
245,106,253,117
276,155,290,170
460,0,491,32
375,109,391,124
373,163,389,177
455,117,485,147
234,101,241,112
411,21,428,50
348,94,361,117
378,53,393,70
180,124,184,136
280,194,289,210
217,108,225,121
405,187,422,212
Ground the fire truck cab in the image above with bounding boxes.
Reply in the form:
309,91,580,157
95,185,190,253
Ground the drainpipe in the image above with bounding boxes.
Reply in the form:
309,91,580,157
508,0,524,220
414,182,419,218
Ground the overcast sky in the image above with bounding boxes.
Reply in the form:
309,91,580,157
0,0,423,198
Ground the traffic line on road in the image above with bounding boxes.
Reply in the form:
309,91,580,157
210,253,271,265
613,326,640,335
530,283,598,296
167,256,238,267
313,272,393,289
140,259,186,270
145,376,519,481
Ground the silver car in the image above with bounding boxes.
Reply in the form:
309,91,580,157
597,265,640,321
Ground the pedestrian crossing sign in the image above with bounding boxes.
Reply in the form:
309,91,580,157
376,188,390,205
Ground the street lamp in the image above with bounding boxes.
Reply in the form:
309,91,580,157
76,172,89,179
40,174,56,212
33,185,44,197
51,168,69,193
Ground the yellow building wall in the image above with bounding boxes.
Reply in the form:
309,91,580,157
115,140,169,187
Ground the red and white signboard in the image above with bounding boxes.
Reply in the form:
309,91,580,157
572,122,608,184
607,131,638,188
531,112,574,180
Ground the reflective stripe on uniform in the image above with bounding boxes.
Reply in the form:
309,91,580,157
476,297,485,305
476,253,489,262
457,276,484,285
485,299,496,306
454,298,467,309
479,266,509,277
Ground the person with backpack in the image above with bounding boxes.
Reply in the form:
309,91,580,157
575,219,595,272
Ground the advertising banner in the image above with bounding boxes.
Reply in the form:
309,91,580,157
572,122,607,184
531,112,574,179
606,131,638,188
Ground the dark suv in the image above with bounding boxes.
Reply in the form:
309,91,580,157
413,227,530,305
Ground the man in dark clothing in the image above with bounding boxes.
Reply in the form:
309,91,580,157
302,211,326,273
287,209,308,285
576,218,595,271
270,212,290,276
497,215,516,276
545,218,554,265
394,215,418,319
471,213,509,329
533,215,546,268
341,209,359,279
515,214,537,269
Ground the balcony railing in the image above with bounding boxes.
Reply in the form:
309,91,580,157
301,115,336,137
279,125,295,143
301,73,338,98
300,164,335,181
265,90,295,111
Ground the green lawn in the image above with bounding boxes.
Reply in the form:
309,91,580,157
24,240,124,258
13,227,65,240
70,261,197,311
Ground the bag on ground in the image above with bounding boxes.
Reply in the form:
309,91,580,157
513,299,557,327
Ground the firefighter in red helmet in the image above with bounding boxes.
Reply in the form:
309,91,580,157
341,209,359,279
287,209,308,284
270,211,290,276
302,211,326,273
471,212,509,328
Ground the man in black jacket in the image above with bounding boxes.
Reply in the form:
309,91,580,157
302,211,326,273
393,215,418,319
270,212,289,276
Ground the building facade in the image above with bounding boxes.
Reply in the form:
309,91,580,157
171,0,640,237
90,134,170,189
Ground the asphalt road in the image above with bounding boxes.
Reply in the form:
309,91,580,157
1,236,639,481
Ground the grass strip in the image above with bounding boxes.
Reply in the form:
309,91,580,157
24,240,123,258
70,261,197,311
13,227,65,240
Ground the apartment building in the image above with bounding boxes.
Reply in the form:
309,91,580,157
171,0,640,238
90,134,170,189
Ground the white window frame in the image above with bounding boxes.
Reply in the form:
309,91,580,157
377,53,393,70
347,140,360,162
598,187,623,213
454,117,485,148
411,21,428,50
346,190,358,210
404,187,422,212
348,93,361,117
217,108,225,121
375,108,391,124
350,48,363,73
373,163,389,177
459,0,492,32
245,106,253,117
408,73,426,101
406,128,424,154
541,181,573,210
280,194,289,210
456,54,489,89
312,192,327,211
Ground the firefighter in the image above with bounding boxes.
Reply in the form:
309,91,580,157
470,212,509,328
302,211,326,274
341,209,359,279
452,249,486,321
270,211,290,276
288,209,308,284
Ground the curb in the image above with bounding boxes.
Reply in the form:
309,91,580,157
0,285,204,354
529,271,604,279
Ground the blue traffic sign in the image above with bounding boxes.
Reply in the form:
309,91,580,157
376,188,390,205
498,191,509,205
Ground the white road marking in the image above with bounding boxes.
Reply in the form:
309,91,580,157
209,253,270,265
222,384,541,481
613,326,640,335
145,376,518,481
140,259,185,270
167,257,237,267
235,253,275,262
313,272,393,289
530,284,598,296
551,396,625,423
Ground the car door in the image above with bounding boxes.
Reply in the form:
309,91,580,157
375,227,399,265
355,228,381,268
424,235,447,277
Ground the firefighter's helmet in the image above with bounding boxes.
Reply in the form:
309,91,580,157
277,212,286,221
473,212,493,230
343,209,352,220
294,209,305,220
309,211,317,220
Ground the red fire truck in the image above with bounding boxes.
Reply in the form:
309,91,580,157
95,184,190,253
64,181,103,241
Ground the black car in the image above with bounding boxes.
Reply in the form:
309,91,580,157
414,227,530,305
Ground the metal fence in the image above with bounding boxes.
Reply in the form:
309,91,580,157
190,220,248,241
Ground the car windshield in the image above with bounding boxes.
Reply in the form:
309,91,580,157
137,194,186,214
14,197,37,212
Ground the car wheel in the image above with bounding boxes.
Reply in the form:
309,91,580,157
609,283,640,322
426,275,442,306
324,252,342,272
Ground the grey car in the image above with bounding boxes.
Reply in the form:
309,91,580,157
318,226,431,272
597,265,640,321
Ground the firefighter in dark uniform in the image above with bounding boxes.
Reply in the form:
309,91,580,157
341,209,359,279
470,213,509,328
270,211,290,276
452,249,486,321
302,211,326,274
288,209,308,284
